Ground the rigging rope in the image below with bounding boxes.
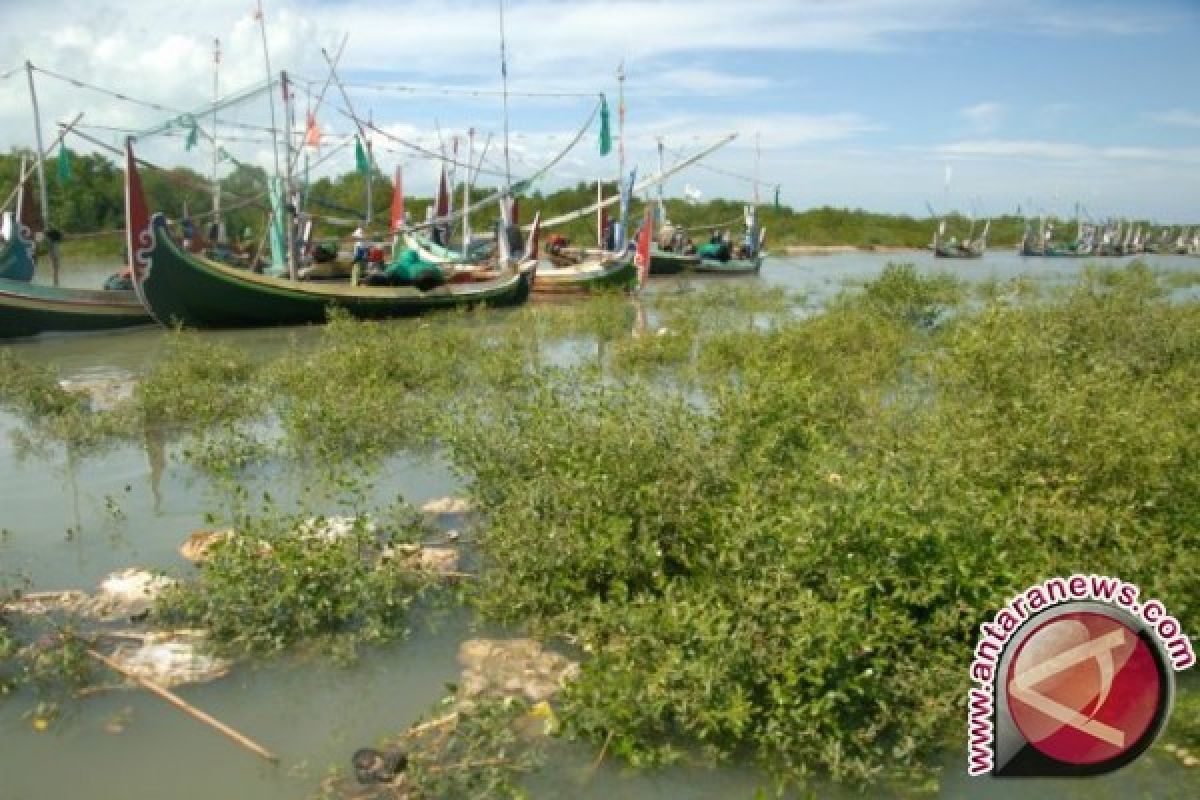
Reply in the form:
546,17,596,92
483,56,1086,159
31,63,278,136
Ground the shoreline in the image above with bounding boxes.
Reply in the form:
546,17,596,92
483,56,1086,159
781,245,924,256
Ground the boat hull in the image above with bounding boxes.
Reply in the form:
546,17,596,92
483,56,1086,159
135,214,531,329
693,255,762,275
0,278,150,338
532,252,638,294
648,249,699,275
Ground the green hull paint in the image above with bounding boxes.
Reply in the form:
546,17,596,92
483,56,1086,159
136,214,531,329
648,249,699,275
694,255,763,275
0,277,149,338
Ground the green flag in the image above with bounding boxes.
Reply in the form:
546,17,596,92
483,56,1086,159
354,135,369,175
185,117,199,151
57,144,71,183
774,185,780,210
598,95,612,156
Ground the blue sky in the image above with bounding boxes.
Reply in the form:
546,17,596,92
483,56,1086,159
1,0,1197,220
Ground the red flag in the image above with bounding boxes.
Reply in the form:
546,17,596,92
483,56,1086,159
304,111,321,149
509,196,519,226
434,166,449,218
124,138,151,282
390,166,405,233
634,207,652,288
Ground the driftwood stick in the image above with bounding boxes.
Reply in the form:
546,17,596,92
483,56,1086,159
85,648,278,763
399,711,459,740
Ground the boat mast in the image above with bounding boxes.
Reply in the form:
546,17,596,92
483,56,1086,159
255,1,281,183
617,61,626,191
754,131,761,206
212,38,222,243
498,0,512,192
463,127,474,246
656,136,665,228
24,60,60,285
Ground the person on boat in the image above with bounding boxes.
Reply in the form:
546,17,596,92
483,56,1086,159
363,248,445,290
103,267,134,291
351,228,370,266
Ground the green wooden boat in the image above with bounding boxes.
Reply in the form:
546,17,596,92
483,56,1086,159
648,247,699,275
0,277,149,339
694,255,762,275
0,211,149,339
533,249,638,294
131,213,533,329
125,139,533,329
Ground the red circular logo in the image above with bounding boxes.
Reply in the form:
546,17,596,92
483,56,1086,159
1006,611,1161,765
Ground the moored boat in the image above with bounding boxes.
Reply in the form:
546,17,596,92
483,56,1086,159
125,140,535,329
0,212,149,339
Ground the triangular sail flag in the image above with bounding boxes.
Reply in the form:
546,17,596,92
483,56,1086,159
57,144,71,183
123,138,150,283
435,166,450,218
598,94,612,156
615,167,636,251
390,166,405,233
304,111,321,149
634,207,652,289
354,135,369,175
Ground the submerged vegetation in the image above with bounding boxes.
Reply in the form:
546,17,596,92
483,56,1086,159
1,262,1197,792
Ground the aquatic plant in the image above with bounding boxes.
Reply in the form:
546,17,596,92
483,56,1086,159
154,510,441,657
437,263,1199,788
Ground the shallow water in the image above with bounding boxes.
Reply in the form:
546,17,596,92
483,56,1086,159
2,253,1197,798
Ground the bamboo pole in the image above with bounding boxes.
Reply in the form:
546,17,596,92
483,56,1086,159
86,648,279,763
24,61,62,284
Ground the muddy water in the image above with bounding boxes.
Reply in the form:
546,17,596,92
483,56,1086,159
2,253,1197,799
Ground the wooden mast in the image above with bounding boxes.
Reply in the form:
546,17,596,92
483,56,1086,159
211,38,222,243
24,61,60,285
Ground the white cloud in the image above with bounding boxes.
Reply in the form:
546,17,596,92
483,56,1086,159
938,139,1200,164
1147,109,1200,128
960,102,1003,134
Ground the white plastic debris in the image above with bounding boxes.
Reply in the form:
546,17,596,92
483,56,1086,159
83,569,176,621
457,638,579,705
108,631,231,688
420,496,474,515
57,377,136,412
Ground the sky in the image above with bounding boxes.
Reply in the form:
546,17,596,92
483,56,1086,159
0,0,1198,221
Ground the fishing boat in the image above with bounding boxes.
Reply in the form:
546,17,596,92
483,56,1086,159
693,204,764,275
0,211,149,339
932,218,988,259
535,245,637,294
125,141,535,329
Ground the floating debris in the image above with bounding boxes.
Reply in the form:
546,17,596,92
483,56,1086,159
82,569,176,621
352,747,408,785
1,570,173,621
1,590,89,616
420,496,474,515
296,515,377,543
180,528,236,563
107,631,230,688
57,377,136,412
457,638,579,705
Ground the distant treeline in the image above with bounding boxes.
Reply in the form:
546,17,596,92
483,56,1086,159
0,147,1181,259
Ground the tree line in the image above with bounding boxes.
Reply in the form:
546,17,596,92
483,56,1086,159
0,147,1170,259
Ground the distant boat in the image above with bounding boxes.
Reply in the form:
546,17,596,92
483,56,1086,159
692,204,764,274
933,218,988,259
124,140,535,329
